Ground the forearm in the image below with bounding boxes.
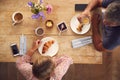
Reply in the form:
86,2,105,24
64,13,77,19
84,0,102,12
26,39,40,57
26,48,35,57
92,29,102,50
92,24,105,51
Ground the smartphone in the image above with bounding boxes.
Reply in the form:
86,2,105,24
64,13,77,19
10,43,20,56
75,4,88,11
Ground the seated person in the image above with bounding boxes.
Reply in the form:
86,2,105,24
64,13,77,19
16,39,73,80
78,0,120,52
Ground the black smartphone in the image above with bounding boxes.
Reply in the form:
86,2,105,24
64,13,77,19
75,4,88,11
10,43,20,56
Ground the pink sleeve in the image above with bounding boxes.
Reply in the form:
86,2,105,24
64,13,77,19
51,55,73,80
16,55,37,80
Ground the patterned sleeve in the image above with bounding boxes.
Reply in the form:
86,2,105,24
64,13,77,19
102,0,114,8
50,55,73,80
16,55,36,80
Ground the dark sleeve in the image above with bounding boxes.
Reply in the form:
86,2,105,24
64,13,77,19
102,0,114,8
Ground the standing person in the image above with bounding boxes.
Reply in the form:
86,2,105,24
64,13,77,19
16,39,73,80
78,0,120,52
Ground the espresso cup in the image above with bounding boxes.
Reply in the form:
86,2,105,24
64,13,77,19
35,27,44,36
12,11,23,25
81,16,90,25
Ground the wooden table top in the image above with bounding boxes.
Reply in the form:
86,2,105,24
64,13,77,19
0,0,102,64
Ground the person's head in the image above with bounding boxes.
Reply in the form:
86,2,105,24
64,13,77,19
103,1,120,27
32,56,55,80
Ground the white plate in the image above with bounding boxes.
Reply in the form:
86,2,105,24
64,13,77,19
70,14,91,34
38,37,59,57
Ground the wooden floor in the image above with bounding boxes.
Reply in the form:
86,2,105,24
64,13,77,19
0,53,112,80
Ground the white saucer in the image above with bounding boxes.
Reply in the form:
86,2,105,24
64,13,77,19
38,37,59,57
70,14,91,34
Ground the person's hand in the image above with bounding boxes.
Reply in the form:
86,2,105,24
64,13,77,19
77,10,91,23
31,39,41,52
26,39,41,57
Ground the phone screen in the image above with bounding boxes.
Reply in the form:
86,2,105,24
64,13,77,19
75,4,88,11
11,44,19,56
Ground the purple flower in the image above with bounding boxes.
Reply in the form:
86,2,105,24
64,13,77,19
28,1,34,7
32,12,45,20
39,12,45,20
32,14,40,19
40,0,43,4
46,4,53,14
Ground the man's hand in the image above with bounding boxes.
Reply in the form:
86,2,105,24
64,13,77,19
77,10,91,23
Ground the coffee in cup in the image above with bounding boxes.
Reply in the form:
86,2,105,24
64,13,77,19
12,11,23,25
35,27,44,36
81,16,90,24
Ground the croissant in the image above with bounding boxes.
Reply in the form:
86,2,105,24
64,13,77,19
42,40,55,54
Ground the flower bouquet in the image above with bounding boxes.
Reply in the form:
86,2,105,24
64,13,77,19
28,0,52,20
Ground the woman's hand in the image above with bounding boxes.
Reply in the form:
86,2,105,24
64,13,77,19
31,39,41,52
26,39,41,57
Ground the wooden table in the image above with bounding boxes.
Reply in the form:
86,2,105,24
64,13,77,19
0,0,102,64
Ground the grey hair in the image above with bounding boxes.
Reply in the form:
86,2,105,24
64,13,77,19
105,1,120,25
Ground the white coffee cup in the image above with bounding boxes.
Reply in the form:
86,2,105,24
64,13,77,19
35,27,44,36
12,11,23,25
